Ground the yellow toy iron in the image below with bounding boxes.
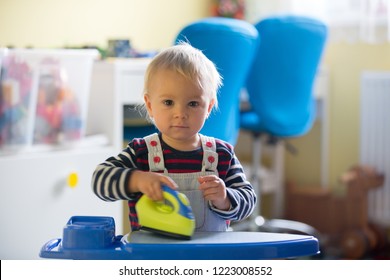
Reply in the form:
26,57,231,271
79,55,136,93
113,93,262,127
135,185,195,239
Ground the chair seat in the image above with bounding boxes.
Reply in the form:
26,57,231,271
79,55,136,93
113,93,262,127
240,105,316,138
240,110,263,133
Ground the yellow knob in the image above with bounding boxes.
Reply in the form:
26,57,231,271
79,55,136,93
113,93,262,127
67,172,78,188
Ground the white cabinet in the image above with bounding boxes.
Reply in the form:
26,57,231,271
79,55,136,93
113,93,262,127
0,146,123,259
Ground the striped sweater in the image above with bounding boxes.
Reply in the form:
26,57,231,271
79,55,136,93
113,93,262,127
92,133,256,230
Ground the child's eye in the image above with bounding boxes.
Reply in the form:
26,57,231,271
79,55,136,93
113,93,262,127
188,101,199,107
163,100,173,106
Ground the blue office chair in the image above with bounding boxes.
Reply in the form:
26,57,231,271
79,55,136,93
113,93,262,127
175,17,259,146
238,15,328,234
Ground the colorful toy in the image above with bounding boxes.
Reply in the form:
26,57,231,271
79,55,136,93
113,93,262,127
34,57,82,144
135,185,195,239
0,55,33,147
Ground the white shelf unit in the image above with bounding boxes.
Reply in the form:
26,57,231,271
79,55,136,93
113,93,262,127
88,58,151,151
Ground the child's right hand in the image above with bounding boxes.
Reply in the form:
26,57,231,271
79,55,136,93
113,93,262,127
129,170,178,201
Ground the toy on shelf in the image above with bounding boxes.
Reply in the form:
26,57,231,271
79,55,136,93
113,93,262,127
286,165,387,259
34,57,82,144
0,55,34,147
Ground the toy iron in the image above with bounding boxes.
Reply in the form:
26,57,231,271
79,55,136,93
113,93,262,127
135,185,195,239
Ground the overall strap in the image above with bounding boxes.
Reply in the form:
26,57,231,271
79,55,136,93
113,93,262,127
200,134,219,172
144,133,165,172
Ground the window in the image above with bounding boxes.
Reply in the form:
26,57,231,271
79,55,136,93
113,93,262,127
244,0,390,43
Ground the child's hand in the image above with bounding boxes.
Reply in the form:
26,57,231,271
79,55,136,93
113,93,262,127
130,170,178,201
198,175,231,211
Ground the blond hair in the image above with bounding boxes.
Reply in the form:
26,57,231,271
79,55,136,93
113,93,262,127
144,42,222,110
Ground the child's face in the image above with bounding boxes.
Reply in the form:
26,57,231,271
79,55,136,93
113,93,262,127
144,69,215,150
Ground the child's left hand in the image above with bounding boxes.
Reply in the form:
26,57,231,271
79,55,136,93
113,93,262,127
198,175,231,211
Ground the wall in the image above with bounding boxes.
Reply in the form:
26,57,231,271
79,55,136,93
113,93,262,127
0,0,210,50
285,42,390,190
323,42,390,188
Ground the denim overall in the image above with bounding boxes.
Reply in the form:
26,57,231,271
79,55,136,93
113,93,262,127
144,133,227,231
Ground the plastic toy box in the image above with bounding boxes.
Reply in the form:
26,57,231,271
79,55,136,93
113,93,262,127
0,48,98,150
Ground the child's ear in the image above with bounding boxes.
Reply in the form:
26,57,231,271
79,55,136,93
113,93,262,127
144,94,153,117
207,99,216,114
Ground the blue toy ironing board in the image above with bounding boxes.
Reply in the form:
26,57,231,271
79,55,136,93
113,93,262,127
39,216,319,260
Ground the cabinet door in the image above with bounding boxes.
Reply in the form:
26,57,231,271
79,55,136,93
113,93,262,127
0,147,123,259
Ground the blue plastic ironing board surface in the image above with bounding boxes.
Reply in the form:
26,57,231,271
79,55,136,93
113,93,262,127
39,216,319,260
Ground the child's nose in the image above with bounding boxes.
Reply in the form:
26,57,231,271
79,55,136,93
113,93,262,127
174,106,188,119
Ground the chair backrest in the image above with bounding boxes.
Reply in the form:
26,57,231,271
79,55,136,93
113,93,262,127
246,15,328,137
175,17,259,145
